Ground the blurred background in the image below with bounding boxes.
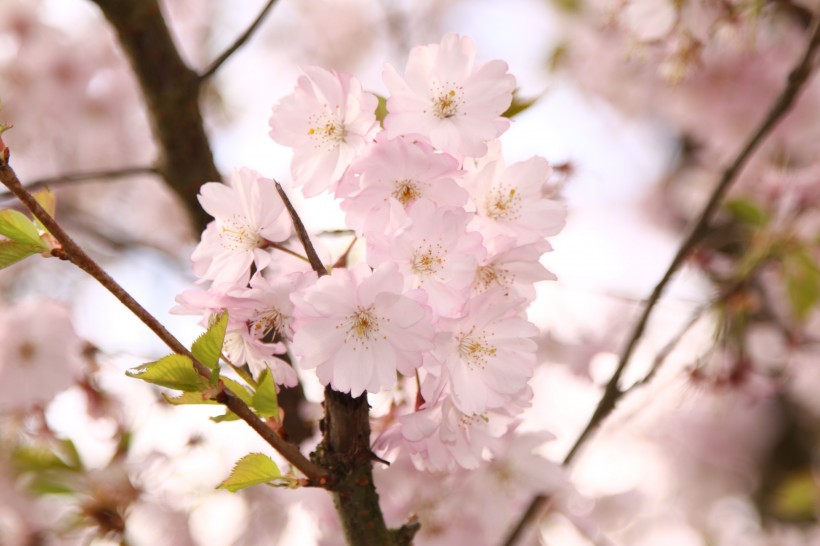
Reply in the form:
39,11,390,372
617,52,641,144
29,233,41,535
1,0,820,544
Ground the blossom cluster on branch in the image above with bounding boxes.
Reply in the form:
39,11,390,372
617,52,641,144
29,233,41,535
175,33,566,472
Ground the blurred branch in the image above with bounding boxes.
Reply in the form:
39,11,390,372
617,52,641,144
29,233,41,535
502,14,820,546
0,158,329,486
622,305,706,394
89,0,220,232
199,0,280,82
0,165,159,201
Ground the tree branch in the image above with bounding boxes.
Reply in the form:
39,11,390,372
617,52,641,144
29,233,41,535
0,158,329,486
275,183,415,543
501,14,820,546
0,165,159,200
88,0,220,232
275,181,328,276
199,0,280,82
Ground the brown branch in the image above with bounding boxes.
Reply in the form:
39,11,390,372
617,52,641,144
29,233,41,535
275,181,328,276
501,14,820,546
199,0,280,82
319,388,391,545
0,165,159,200
0,158,329,486
621,305,706,395
316,388,419,545
275,183,417,543
89,0,221,232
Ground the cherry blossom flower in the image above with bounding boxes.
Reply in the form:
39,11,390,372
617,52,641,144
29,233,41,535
337,134,467,235
222,331,297,387
228,272,317,342
0,300,85,411
366,199,485,318
473,239,556,302
190,168,291,287
269,66,379,196
436,288,539,414
391,396,508,471
291,263,434,397
463,154,566,247
382,33,515,157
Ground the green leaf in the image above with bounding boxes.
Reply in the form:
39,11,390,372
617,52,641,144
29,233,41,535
192,311,228,380
55,438,83,471
11,446,74,473
32,188,56,233
548,43,568,72
27,474,77,496
222,377,254,406
770,470,818,521
33,188,56,217
503,91,539,119
725,198,769,227
217,453,281,492
374,94,388,125
784,250,820,321
126,354,207,392
551,0,582,13
0,209,45,246
0,240,41,269
252,369,279,419
162,391,219,406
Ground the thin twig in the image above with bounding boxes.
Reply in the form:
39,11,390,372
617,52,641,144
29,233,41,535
0,159,329,486
199,0,280,82
502,15,820,546
274,181,328,276
622,305,706,395
264,240,310,263
0,165,159,200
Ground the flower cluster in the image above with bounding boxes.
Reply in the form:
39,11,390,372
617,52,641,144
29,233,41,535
177,33,566,470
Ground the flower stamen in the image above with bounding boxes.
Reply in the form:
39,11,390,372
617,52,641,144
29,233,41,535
392,179,422,205
456,327,497,370
485,184,521,221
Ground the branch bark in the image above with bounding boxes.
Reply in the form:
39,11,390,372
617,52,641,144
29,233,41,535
89,0,219,232
501,13,820,546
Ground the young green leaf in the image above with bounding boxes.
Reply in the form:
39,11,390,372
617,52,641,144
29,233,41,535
725,198,769,227
31,188,56,233
222,377,254,406
769,469,818,521
0,240,42,270
374,93,388,125
192,311,228,377
252,369,280,419
27,475,77,496
11,446,75,473
503,90,540,119
0,209,46,246
162,391,219,406
217,453,282,492
784,250,820,321
126,354,207,392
